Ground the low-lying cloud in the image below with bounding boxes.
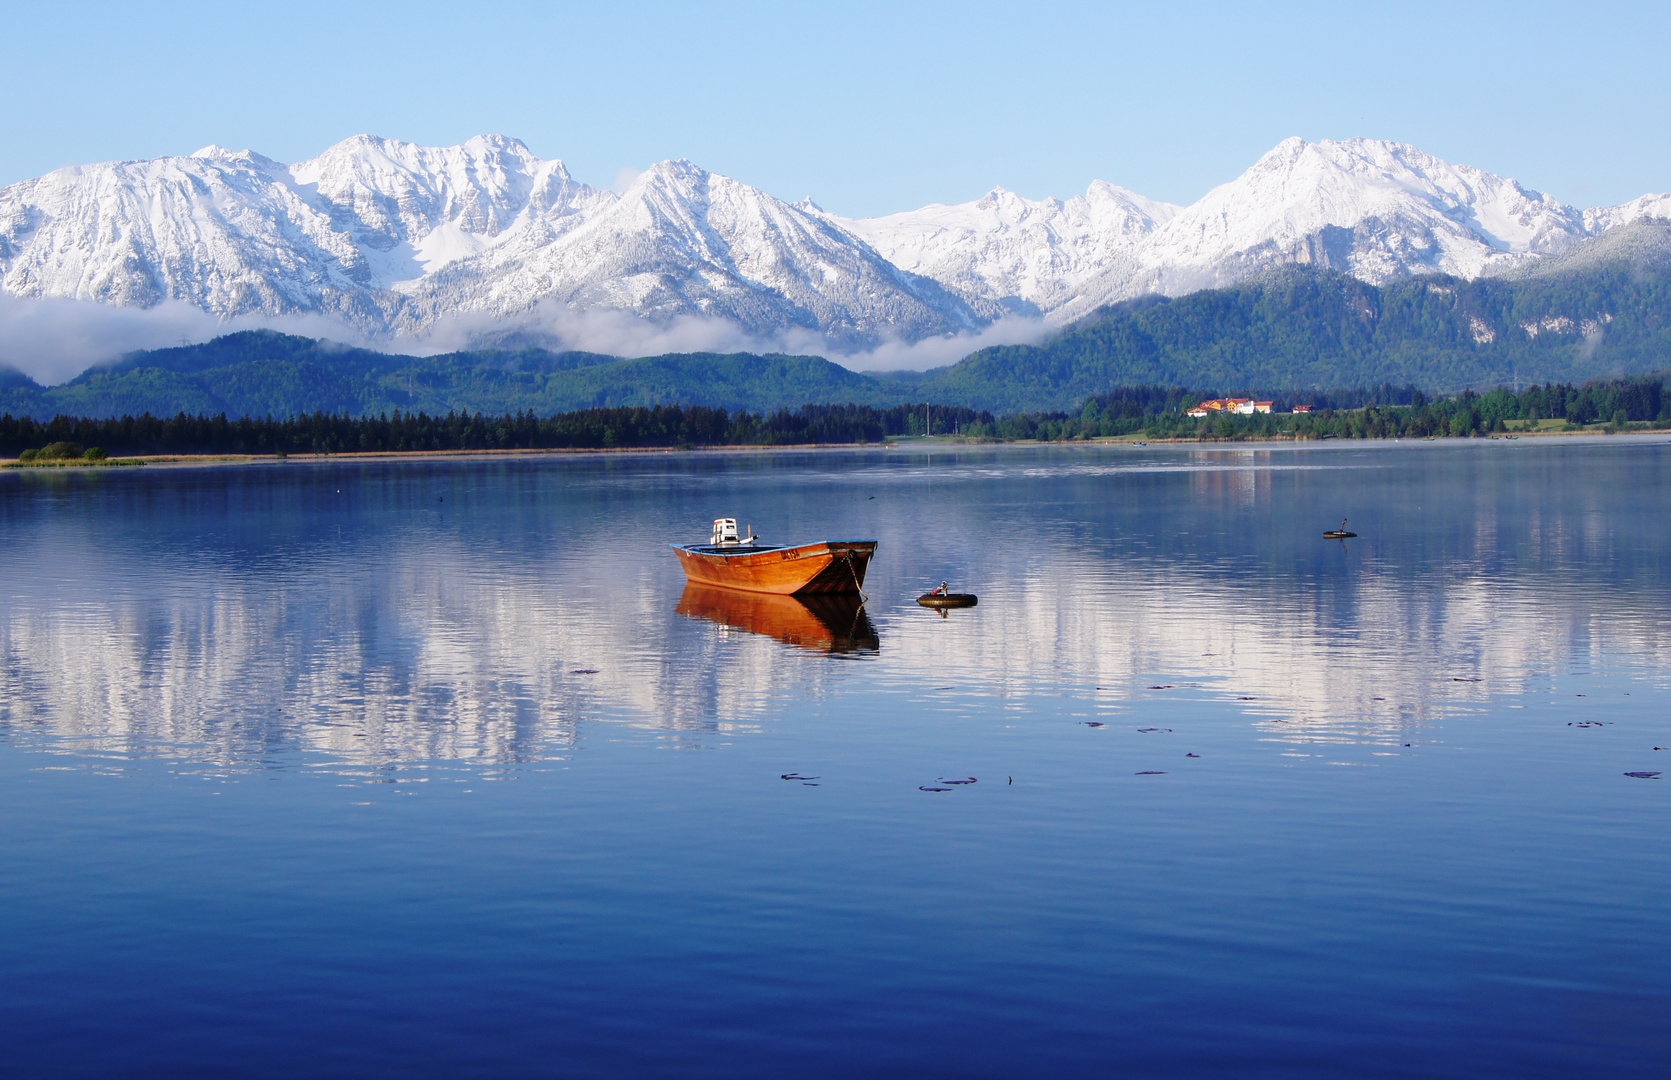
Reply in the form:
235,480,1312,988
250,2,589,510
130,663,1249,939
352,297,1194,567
0,294,385,386
0,293,1052,387
408,300,1053,373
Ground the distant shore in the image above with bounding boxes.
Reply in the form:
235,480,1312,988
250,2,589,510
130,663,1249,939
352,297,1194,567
4,424,1667,472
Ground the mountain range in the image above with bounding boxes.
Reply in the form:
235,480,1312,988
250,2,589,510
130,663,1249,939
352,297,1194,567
3,135,1667,361
5,218,1667,421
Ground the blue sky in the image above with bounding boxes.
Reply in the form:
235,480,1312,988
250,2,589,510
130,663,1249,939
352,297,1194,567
4,0,1668,215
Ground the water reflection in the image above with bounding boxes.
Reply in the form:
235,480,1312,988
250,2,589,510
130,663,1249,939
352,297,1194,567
676,584,879,656
2,442,1669,775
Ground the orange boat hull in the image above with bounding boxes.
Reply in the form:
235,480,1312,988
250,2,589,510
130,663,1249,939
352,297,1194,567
671,540,877,595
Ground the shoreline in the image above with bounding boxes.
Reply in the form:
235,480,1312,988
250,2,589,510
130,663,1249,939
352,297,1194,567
3,425,1668,471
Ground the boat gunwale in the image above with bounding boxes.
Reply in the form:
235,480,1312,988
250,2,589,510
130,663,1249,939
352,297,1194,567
671,540,878,559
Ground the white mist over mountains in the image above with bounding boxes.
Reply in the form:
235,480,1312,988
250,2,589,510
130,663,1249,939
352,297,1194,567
1,133,1667,384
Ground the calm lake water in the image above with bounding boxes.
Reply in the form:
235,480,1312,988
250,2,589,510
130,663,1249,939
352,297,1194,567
2,438,1668,1078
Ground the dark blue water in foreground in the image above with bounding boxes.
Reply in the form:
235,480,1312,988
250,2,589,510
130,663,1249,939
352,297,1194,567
2,438,1668,1078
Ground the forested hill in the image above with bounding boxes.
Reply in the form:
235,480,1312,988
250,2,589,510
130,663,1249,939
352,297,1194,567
943,221,1671,410
0,335,906,420
1,221,1668,419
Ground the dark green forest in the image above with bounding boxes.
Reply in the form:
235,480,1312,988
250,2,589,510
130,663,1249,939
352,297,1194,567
3,379,1662,459
962,378,1668,441
0,403,992,457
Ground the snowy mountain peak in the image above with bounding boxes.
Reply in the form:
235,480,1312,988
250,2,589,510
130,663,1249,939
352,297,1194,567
190,144,253,161
414,154,987,343
1583,191,1671,233
828,177,1183,315
1218,136,1583,255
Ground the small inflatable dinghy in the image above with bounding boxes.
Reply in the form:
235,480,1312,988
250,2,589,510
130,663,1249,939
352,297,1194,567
918,581,978,608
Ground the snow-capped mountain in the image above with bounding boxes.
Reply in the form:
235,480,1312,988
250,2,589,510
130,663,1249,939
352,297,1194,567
389,157,990,341
1582,191,1671,234
1,133,1667,357
0,135,984,347
832,138,1669,323
285,134,607,290
830,182,1181,317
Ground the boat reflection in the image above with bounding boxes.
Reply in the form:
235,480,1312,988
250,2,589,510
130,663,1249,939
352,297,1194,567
676,584,879,656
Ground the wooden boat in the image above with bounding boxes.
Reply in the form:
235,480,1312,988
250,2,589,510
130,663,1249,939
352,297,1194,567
676,584,878,654
671,518,877,595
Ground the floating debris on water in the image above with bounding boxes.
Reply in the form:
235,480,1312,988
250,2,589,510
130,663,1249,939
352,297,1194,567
1186,753,1200,758
780,773,820,781
1135,771,1167,775
937,777,977,785
1624,772,1662,779
571,669,600,675
1081,721,1106,727
1237,696,1256,701
1137,727,1173,733
1452,677,1483,683
1146,685,1174,690
1569,722,1609,728
920,785,953,792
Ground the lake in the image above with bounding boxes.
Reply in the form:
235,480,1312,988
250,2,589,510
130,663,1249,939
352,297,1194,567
2,438,1668,1078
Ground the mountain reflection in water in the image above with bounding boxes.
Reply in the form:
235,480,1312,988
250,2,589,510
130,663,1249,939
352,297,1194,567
2,442,1669,774
676,584,879,656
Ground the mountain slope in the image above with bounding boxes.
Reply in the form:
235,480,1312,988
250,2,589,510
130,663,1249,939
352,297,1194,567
824,182,1179,316
941,230,1671,409
394,159,990,342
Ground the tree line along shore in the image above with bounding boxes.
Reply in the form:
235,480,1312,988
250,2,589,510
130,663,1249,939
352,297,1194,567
1,379,1666,461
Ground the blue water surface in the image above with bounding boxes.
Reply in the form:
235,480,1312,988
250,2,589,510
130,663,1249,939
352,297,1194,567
2,438,1668,1077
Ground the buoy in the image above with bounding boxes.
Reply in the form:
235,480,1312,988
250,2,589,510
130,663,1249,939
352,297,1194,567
918,580,977,608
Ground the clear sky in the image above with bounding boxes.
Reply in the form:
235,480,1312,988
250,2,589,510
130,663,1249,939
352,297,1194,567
4,0,1669,216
